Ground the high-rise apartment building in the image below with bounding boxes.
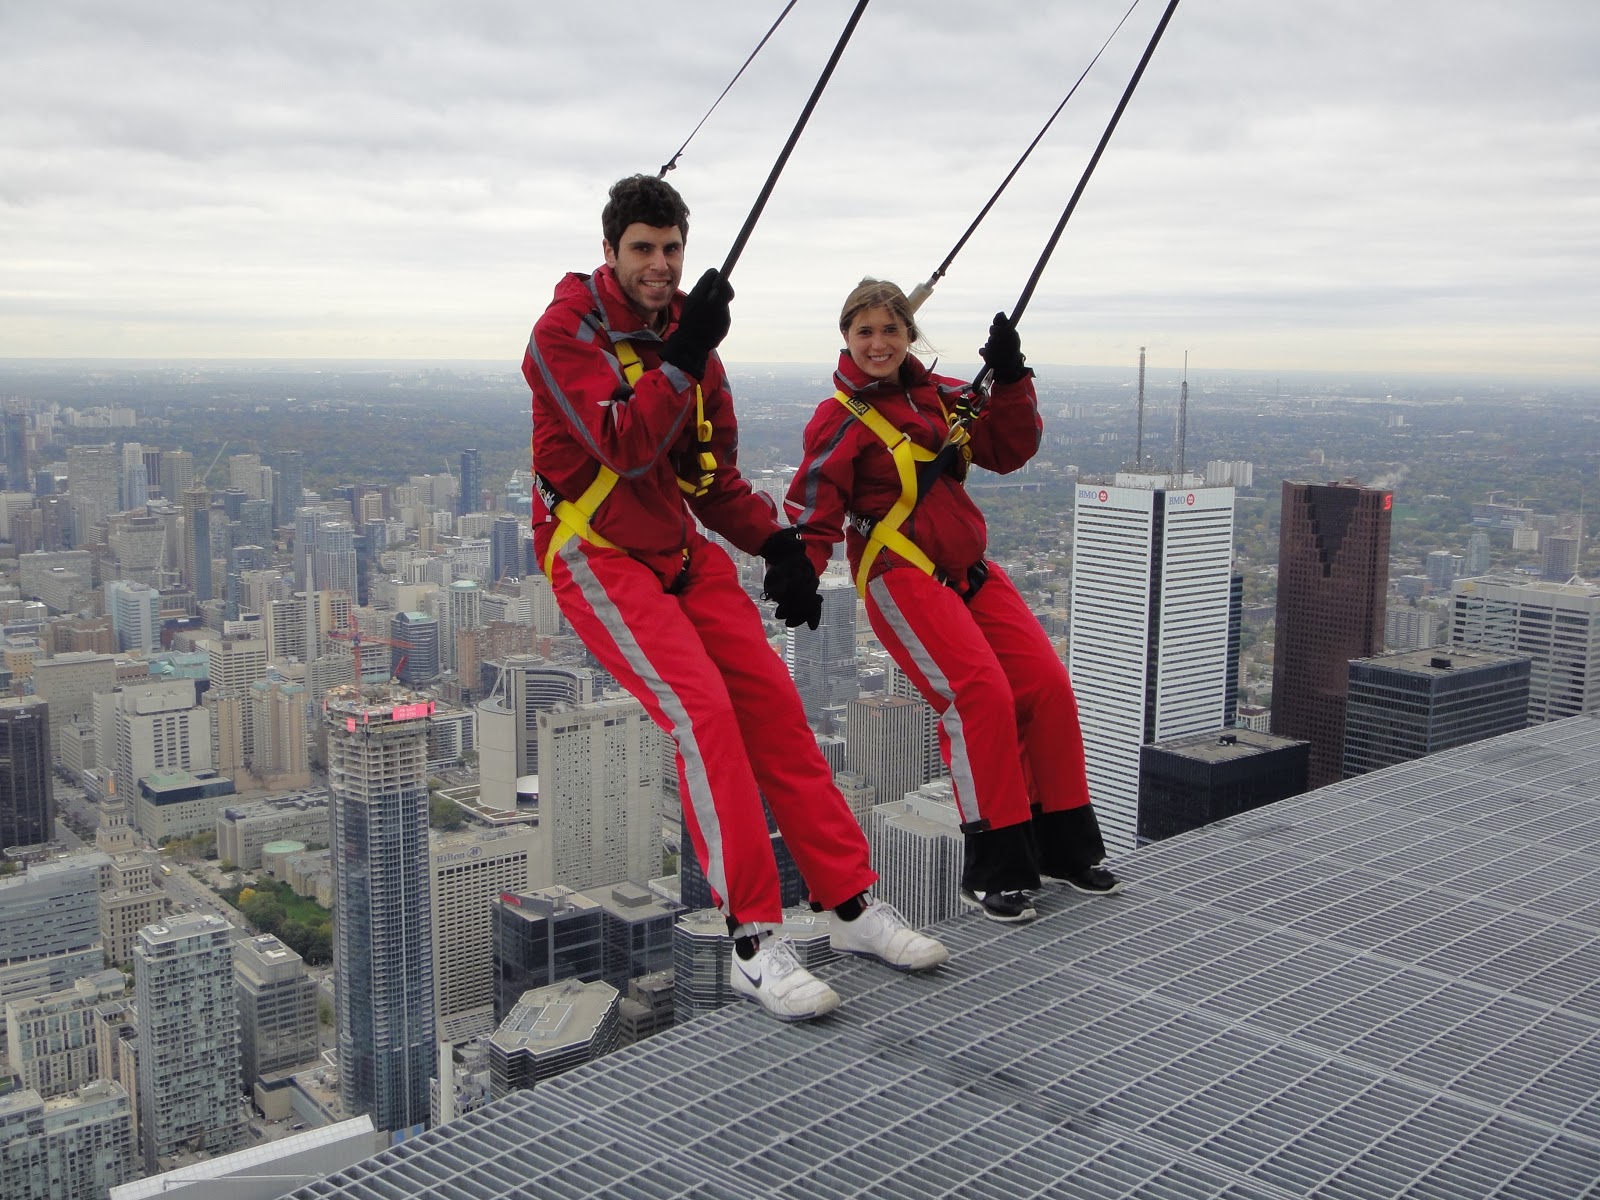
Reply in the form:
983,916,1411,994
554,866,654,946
1342,647,1531,778
133,913,245,1170
0,859,104,1043
430,825,536,1042
246,677,312,788
0,697,52,852
458,448,482,517
441,580,481,672
1451,576,1600,723
1069,475,1236,850
535,696,659,891
1271,480,1392,788
234,933,319,1085
326,684,436,1135
312,521,357,598
4,971,127,1098
784,579,858,723
0,1078,134,1200
1386,604,1441,652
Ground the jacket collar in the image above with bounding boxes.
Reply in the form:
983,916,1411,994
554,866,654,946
832,349,932,398
585,265,681,344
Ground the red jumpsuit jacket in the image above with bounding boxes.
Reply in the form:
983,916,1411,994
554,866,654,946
785,351,1042,581
523,266,780,580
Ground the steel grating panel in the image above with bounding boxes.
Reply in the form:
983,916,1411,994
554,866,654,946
287,716,1600,1199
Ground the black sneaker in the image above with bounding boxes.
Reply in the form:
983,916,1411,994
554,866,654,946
1044,863,1123,895
960,888,1038,923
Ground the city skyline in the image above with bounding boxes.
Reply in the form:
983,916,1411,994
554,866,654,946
3,2,1597,376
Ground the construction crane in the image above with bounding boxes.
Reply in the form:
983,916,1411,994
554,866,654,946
200,441,229,488
328,610,414,683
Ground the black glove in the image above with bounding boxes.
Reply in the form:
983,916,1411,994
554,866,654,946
660,268,733,379
759,528,822,631
979,311,1028,384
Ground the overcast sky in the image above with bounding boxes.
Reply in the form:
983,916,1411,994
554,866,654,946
3,0,1597,378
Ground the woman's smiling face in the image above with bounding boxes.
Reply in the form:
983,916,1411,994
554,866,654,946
846,305,910,381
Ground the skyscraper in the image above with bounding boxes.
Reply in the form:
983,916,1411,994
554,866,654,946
1342,647,1531,778
66,444,121,548
1450,576,1600,723
133,913,245,1170
390,611,440,685
158,448,194,504
844,696,932,812
0,697,52,852
476,661,593,811
312,521,357,598
458,448,482,517
105,578,162,654
2,403,27,491
536,696,659,891
326,684,436,1134
1271,480,1392,789
181,485,214,601
490,513,523,583
430,825,536,1041
274,450,303,529
1069,475,1236,850
784,578,858,723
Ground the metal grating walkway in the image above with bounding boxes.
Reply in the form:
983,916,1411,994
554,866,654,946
289,714,1600,1199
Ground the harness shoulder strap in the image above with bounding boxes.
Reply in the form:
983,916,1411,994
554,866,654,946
541,337,713,580
831,390,938,596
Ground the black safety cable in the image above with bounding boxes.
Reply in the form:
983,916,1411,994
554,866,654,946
719,0,872,281
905,0,1144,314
917,0,1183,495
658,1,801,178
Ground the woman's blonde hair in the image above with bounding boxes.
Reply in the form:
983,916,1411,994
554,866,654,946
838,278,928,349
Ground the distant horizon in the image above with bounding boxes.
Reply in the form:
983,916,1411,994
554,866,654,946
1,356,1593,392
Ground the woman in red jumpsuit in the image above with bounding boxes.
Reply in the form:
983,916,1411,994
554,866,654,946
784,278,1121,922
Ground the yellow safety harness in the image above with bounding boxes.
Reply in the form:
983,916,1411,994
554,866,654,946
541,339,715,580
833,389,970,597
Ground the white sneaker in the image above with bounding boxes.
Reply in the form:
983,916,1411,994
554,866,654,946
830,897,950,971
729,935,841,1022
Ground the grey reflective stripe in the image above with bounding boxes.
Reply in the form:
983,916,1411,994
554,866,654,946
786,417,853,527
531,324,693,483
868,575,978,825
559,540,729,904
659,362,692,393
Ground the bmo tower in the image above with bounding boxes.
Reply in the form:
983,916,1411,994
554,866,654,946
326,684,437,1134
1069,475,1236,853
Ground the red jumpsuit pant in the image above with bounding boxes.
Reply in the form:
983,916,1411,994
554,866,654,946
538,526,876,924
865,561,1091,830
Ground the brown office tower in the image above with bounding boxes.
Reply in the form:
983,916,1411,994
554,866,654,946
1271,481,1392,787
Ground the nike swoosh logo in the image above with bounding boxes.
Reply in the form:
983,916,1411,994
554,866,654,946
738,964,762,988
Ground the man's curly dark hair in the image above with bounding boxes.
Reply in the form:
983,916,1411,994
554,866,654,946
602,175,691,249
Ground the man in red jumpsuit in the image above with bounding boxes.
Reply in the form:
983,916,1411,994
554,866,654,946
523,176,948,1021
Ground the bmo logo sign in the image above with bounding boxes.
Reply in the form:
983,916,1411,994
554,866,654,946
1078,487,1110,503
1166,491,1199,508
